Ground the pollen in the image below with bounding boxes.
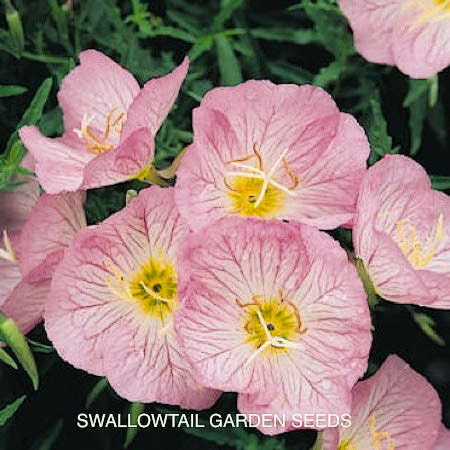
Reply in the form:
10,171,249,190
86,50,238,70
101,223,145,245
224,145,298,218
237,290,307,365
368,415,395,450
104,256,177,321
73,108,125,155
394,214,446,270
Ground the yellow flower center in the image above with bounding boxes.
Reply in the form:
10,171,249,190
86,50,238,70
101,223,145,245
338,441,356,450
404,0,450,28
224,145,299,219
227,177,285,218
394,214,445,270
74,108,125,154
236,291,307,364
105,256,177,321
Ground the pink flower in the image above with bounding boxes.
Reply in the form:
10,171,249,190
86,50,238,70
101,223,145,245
175,81,369,231
0,154,86,333
44,187,220,408
19,50,189,194
434,425,450,450
339,0,450,78
354,155,450,308
175,217,371,434
322,355,442,450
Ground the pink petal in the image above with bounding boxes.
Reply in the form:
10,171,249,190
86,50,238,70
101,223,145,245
433,425,450,450
338,355,441,450
19,126,93,194
58,49,140,140
19,191,86,282
46,187,215,406
1,277,50,335
121,57,189,141
0,155,40,235
338,0,403,65
81,128,155,189
0,259,21,307
392,5,450,78
354,155,448,306
176,81,368,230
176,217,371,425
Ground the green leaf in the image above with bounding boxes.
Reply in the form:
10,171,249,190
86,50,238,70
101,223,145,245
29,419,63,450
27,339,55,354
0,313,39,390
124,403,145,448
365,96,398,161
189,35,214,62
0,348,18,369
250,28,317,45
212,0,244,31
17,77,53,129
431,175,450,191
0,84,27,97
0,396,26,427
7,77,53,152
404,79,428,155
86,377,109,409
410,310,445,346
215,33,243,85
313,60,346,87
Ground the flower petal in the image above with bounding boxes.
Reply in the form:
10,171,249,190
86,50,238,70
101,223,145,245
19,191,86,282
339,355,441,450
81,128,155,189
121,57,189,141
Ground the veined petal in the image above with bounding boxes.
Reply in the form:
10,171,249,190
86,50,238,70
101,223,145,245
121,57,189,141
334,355,441,450
45,187,217,407
433,425,450,450
81,128,155,189
176,217,371,427
19,191,87,282
58,49,140,139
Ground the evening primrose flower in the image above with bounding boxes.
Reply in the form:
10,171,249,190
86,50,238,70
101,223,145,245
339,0,450,78
45,187,220,408
20,50,189,194
175,217,371,433
322,355,443,450
354,155,450,308
175,81,369,231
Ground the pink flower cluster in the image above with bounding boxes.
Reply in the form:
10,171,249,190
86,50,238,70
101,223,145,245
0,50,448,448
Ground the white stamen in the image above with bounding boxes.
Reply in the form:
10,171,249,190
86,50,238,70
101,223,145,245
244,307,302,367
227,148,298,209
0,230,18,263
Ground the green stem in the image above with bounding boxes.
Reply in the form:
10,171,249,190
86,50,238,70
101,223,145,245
22,51,69,64
355,259,379,308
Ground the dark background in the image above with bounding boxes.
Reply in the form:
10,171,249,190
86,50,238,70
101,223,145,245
0,0,449,449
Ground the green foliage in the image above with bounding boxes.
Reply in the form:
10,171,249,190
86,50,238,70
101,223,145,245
0,1,448,449
0,313,39,390
124,403,145,448
0,396,26,427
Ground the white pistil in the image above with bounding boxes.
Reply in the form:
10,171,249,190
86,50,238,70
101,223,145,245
0,230,18,263
139,281,172,304
227,148,297,208
73,113,95,139
244,308,301,367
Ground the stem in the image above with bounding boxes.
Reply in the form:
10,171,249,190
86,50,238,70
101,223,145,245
22,51,69,64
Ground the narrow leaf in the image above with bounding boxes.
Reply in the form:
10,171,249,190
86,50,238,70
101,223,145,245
0,396,26,426
215,33,243,86
431,175,450,191
0,84,27,97
86,377,109,409
29,419,64,450
0,348,18,369
124,403,145,448
0,314,39,390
